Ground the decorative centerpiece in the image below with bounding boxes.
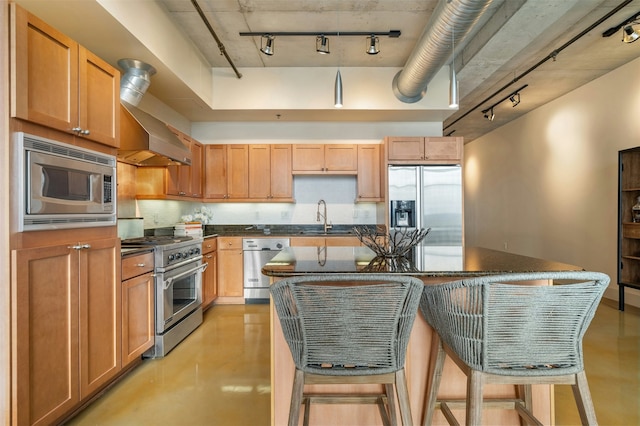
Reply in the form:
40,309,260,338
353,226,431,258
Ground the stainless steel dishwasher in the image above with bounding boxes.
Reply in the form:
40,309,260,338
243,238,290,303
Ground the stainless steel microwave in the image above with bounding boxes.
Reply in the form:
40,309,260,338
17,132,117,231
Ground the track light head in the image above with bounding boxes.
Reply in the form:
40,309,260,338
509,93,521,107
316,35,330,54
623,24,640,43
483,108,495,121
366,35,380,55
260,35,275,55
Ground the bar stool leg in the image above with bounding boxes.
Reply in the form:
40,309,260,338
396,369,413,426
572,371,598,426
423,335,446,426
290,369,304,426
466,370,484,425
384,383,398,426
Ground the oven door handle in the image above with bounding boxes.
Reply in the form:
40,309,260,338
163,263,208,290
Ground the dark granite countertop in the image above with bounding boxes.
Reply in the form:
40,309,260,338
262,245,583,277
202,224,382,237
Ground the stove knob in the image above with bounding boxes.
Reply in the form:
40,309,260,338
183,251,189,259
195,248,201,255
168,254,176,262
174,253,182,260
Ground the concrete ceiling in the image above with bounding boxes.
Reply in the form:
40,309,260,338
14,0,640,142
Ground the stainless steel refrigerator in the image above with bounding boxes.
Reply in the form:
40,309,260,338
388,165,463,246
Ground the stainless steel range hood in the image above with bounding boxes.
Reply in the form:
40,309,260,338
118,102,191,166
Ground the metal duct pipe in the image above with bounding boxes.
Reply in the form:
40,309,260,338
393,0,494,103
118,59,156,106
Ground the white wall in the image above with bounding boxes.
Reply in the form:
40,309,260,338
464,55,640,306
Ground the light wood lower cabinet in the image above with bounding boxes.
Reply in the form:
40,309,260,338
121,251,154,367
11,238,120,426
202,238,218,308
216,237,244,302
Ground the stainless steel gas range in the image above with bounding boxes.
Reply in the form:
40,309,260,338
122,235,206,357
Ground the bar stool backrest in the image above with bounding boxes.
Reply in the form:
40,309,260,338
420,271,610,376
271,274,424,376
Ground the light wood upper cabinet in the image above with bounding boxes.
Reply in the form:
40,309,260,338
136,131,203,200
292,144,357,174
356,144,383,201
166,128,204,198
204,145,249,200
249,144,271,199
10,4,120,147
386,136,463,164
11,237,121,426
270,145,293,199
190,141,204,198
249,144,293,201
203,145,227,199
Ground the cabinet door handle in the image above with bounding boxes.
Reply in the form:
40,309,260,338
81,129,90,135
136,263,146,267
68,243,91,250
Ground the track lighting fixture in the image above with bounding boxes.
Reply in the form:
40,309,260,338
481,84,528,122
622,24,640,43
260,35,275,55
602,11,640,43
483,108,495,121
241,30,401,56
509,92,521,107
316,35,330,54
366,35,380,55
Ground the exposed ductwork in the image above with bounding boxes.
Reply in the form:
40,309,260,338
393,0,494,103
118,58,157,106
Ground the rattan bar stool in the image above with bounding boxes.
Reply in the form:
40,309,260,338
270,274,424,426
419,271,609,426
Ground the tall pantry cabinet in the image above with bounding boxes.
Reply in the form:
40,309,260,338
9,4,122,425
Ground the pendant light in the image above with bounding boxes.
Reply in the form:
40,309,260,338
334,69,343,108
334,10,343,108
449,30,458,108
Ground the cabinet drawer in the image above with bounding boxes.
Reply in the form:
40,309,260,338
203,238,217,253
218,236,242,250
122,252,154,280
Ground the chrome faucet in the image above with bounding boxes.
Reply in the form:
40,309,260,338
317,199,333,234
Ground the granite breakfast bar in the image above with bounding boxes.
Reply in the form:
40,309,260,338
262,245,584,426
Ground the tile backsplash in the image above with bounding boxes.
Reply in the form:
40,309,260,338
137,176,382,230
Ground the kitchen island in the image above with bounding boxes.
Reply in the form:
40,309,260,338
263,245,583,426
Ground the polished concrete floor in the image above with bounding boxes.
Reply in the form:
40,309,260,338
66,300,639,425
